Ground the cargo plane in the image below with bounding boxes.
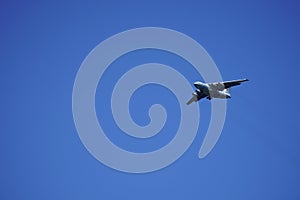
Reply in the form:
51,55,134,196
187,79,249,105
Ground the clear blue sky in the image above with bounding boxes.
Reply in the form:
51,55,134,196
1,0,300,199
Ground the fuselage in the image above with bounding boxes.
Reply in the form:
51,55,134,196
194,81,231,99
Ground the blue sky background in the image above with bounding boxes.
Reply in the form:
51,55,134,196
1,0,300,199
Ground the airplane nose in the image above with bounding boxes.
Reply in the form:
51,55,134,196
194,82,200,87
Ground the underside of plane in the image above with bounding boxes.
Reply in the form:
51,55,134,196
187,79,249,105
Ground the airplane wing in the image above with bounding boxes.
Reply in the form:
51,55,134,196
186,96,197,105
222,79,249,89
186,92,208,105
208,79,249,90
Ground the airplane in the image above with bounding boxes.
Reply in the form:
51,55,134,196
187,78,249,105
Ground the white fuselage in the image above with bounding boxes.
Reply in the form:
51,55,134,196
194,81,231,99
208,86,231,99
